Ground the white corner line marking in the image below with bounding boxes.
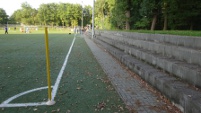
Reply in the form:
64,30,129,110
0,86,51,107
0,35,76,108
2,86,50,104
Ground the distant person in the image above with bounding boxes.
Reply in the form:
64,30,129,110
74,27,76,34
76,27,79,34
14,27,16,31
5,26,8,34
26,27,29,33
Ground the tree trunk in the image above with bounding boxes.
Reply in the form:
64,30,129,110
125,0,131,30
190,22,193,30
52,22,54,29
163,14,167,30
163,1,167,30
151,14,157,30
125,10,130,30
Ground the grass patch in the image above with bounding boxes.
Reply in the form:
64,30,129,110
131,30,201,37
100,29,201,37
0,34,128,113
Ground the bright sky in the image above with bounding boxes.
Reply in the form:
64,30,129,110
0,0,93,16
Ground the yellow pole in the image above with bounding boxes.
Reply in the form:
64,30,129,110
45,27,52,101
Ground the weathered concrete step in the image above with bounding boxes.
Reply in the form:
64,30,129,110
100,33,201,67
96,36,201,88
98,31,201,49
94,37,201,113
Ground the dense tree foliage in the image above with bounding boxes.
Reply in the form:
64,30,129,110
0,8,8,24
9,2,91,27
95,0,201,30
1,1,201,30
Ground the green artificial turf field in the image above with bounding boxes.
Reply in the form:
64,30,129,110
0,33,128,113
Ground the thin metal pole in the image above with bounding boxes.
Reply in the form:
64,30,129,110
92,0,95,39
82,1,83,35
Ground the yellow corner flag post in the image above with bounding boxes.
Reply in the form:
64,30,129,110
45,27,55,105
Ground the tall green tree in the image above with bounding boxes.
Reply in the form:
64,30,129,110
20,2,36,24
140,0,161,30
10,2,87,27
162,0,168,30
167,0,201,30
58,3,70,26
83,5,92,27
69,4,82,27
95,0,106,29
11,2,37,25
109,0,142,30
30,8,38,25
37,3,84,27
37,4,50,25
0,8,8,24
11,9,22,24
110,0,127,29
37,3,58,26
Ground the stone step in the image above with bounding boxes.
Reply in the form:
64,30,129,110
93,37,201,113
101,32,201,67
96,35,201,88
98,31,201,50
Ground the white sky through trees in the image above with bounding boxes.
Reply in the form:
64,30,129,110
0,0,93,16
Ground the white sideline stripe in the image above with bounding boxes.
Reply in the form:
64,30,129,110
0,102,47,108
51,35,76,101
0,35,76,108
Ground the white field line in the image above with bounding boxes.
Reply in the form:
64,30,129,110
51,35,76,101
0,35,76,108
0,102,47,108
0,86,49,107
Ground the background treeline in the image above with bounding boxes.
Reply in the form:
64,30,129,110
1,0,201,30
95,0,201,30
0,2,92,27
0,8,8,25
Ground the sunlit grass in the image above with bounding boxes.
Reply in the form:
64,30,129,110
130,30,201,37
102,29,201,37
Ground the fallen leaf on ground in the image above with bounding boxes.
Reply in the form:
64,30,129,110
66,110,71,113
76,87,81,90
96,102,106,109
33,108,37,111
